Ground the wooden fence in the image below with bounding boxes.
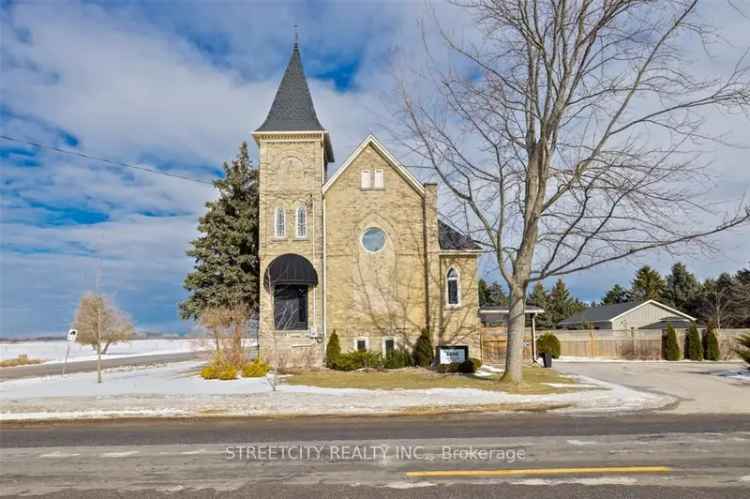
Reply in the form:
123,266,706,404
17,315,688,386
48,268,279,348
480,328,748,362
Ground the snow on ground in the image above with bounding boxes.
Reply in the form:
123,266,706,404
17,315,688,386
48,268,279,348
0,338,256,365
0,361,675,421
719,369,750,383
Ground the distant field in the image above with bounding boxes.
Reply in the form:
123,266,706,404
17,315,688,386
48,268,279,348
0,338,254,365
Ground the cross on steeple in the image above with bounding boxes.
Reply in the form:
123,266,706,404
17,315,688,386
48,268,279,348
293,24,299,46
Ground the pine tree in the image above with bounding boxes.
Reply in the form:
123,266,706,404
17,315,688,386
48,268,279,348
180,143,260,320
686,323,703,361
527,282,551,328
545,279,586,326
631,266,666,302
665,262,701,315
325,331,341,368
663,324,680,361
479,279,507,306
478,279,491,307
704,323,720,361
601,284,631,304
413,329,434,367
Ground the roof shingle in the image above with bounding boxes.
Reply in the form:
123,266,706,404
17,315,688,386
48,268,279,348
438,221,481,251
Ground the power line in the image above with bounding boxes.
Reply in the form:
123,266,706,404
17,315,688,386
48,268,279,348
0,135,216,185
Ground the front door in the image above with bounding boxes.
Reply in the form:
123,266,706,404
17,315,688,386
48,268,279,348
273,285,308,330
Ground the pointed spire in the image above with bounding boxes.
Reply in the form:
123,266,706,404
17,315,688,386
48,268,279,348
256,42,325,133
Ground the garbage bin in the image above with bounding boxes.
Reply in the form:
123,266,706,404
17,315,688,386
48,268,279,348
541,352,552,368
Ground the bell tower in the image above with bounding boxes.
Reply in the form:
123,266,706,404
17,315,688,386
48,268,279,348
252,41,332,366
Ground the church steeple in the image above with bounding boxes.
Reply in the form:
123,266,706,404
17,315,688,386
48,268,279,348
256,42,333,162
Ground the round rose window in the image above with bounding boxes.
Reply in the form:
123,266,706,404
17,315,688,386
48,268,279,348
361,227,386,252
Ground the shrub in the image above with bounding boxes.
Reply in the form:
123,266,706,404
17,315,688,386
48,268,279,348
469,357,482,371
435,358,481,374
662,325,681,361
736,334,750,367
326,331,341,368
536,333,561,359
332,350,383,371
242,359,270,377
703,325,720,361
686,324,703,361
413,329,434,368
384,348,413,369
200,354,239,380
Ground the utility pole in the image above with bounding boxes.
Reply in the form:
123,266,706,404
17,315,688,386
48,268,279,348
96,265,102,384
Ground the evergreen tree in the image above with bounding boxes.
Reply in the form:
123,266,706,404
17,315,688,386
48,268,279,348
663,324,680,361
704,323,720,361
736,334,750,367
478,279,491,307
325,331,342,368
601,284,631,304
413,329,434,367
631,266,666,302
527,282,552,328
686,323,703,361
545,279,586,326
665,262,701,314
180,143,260,320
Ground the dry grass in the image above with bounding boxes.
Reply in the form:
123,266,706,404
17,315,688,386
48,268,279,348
0,354,44,368
286,366,579,395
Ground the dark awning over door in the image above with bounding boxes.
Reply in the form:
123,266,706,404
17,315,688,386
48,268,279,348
264,253,318,289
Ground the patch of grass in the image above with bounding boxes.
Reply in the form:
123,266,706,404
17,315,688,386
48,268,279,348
286,366,579,395
0,354,44,368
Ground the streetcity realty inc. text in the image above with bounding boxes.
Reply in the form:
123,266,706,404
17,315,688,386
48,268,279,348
225,445,526,463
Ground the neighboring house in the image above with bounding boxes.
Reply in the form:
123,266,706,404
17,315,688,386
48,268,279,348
254,43,482,366
558,300,696,330
479,306,545,327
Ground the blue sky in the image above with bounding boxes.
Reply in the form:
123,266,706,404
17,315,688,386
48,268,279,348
1,0,749,338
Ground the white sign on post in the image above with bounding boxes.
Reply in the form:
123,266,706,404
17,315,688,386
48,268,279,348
62,329,77,375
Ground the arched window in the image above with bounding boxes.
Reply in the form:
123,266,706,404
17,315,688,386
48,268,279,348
296,206,307,238
446,268,460,306
274,207,286,238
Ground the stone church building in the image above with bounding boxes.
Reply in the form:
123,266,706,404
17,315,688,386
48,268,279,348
253,43,481,367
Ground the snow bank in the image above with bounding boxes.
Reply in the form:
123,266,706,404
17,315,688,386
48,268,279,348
0,362,675,421
0,338,256,364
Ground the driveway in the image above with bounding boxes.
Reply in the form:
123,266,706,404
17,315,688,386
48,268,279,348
555,361,750,414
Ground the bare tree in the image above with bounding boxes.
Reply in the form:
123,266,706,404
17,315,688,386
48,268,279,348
394,0,750,382
199,304,251,368
72,292,134,383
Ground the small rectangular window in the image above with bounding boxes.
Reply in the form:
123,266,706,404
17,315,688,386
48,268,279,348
361,170,371,189
373,169,384,189
384,338,395,357
274,208,286,238
356,339,367,352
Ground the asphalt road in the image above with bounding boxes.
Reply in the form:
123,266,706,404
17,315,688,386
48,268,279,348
0,352,204,380
2,413,749,498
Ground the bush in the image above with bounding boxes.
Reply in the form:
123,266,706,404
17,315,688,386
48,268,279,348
332,350,383,371
435,358,481,374
200,354,239,380
663,325,681,361
536,333,561,359
384,348,413,369
242,359,270,377
413,329,434,368
736,334,750,367
703,325,720,361
326,331,341,368
686,324,703,361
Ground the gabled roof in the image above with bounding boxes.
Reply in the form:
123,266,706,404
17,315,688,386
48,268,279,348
255,43,334,162
558,299,696,326
322,135,423,195
438,220,481,251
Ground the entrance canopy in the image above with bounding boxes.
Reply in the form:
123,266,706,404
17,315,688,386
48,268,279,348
264,253,318,290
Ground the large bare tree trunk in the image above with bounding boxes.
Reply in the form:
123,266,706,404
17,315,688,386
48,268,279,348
503,284,527,383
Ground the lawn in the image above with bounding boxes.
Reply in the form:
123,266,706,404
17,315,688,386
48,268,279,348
286,366,579,395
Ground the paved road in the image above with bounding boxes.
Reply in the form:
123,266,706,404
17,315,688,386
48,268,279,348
0,352,205,380
556,361,750,414
2,414,749,498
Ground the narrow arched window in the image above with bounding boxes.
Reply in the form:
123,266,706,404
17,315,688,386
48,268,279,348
447,268,460,306
296,206,307,238
274,207,286,238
